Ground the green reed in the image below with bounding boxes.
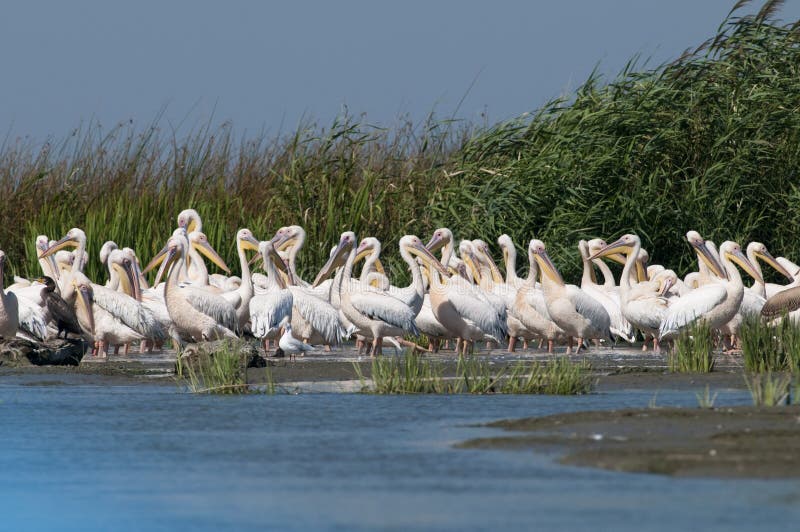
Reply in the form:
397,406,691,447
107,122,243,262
670,320,715,373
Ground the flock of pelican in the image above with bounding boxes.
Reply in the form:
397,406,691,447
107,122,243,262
2,208,800,359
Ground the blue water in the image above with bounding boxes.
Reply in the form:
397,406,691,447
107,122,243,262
1,379,799,531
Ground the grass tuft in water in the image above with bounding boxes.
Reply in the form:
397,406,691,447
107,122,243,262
670,320,715,373
501,358,593,395
356,355,593,395
740,313,800,372
695,385,718,409
179,339,274,394
744,371,791,407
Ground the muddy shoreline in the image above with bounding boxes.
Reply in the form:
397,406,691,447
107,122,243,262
459,405,800,478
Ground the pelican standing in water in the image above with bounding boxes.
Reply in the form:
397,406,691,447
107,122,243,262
530,239,611,353
249,241,294,352
590,234,672,351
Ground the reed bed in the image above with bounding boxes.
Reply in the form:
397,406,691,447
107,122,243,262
744,371,792,406
179,339,274,394
1,2,799,286
356,355,593,395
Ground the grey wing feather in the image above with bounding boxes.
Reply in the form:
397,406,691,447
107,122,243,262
91,286,167,340
348,292,420,336
762,286,800,318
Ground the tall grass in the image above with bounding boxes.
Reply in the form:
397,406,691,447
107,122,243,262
3,2,800,285
179,339,274,394
670,320,715,373
740,313,800,372
356,355,593,395
745,371,791,406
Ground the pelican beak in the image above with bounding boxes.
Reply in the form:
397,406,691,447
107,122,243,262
312,238,350,287
40,234,78,258
425,233,445,253
374,258,385,274
154,245,179,286
659,277,674,297
636,258,649,282
143,244,169,274
117,259,141,301
271,232,294,251
691,239,726,279
194,240,231,274
588,237,633,261
533,250,564,285
755,249,794,282
606,253,627,266
77,284,94,336
409,241,449,277
354,242,373,263
239,234,261,253
480,247,504,283
462,252,481,282
727,248,764,285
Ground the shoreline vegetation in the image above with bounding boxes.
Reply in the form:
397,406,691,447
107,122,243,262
1,1,798,287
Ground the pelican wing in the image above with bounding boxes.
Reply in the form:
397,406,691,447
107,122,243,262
566,285,611,337
580,284,634,342
441,282,506,342
16,294,47,341
289,286,346,343
659,283,727,338
220,290,242,310
182,287,238,332
762,286,800,318
740,290,765,316
249,290,293,339
348,291,420,335
91,285,167,340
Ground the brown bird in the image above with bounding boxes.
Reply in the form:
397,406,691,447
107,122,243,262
37,276,82,338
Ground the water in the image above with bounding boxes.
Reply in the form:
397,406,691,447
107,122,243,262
1,379,799,531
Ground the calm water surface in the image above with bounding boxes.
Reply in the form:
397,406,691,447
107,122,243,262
1,378,798,531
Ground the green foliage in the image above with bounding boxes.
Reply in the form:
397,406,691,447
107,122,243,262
180,340,273,394
740,313,800,372
2,3,800,287
356,355,593,395
695,385,718,409
744,371,791,406
670,320,715,373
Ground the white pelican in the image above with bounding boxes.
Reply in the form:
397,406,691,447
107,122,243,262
660,238,762,341
217,229,260,329
425,234,507,355
579,240,635,343
590,234,672,350
159,234,237,342
510,242,567,353
249,241,293,351
497,234,529,289
744,242,795,298
426,228,466,277
530,239,611,353
177,208,203,233
317,232,436,356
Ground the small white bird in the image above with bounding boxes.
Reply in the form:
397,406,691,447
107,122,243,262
278,320,315,360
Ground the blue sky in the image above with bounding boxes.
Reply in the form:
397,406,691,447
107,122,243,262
2,1,798,140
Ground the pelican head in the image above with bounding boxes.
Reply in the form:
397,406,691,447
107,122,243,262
108,249,141,301
472,239,504,283
312,231,356,287
237,228,260,253
458,241,481,282
399,235,449,276
686,231,726,279
258,240,290,280
529,239,564,286
747,242,793,281
720,241,763,284
587,238,627,266
589,233,639,260
497,234,514,266
35,235,50,256
99,241,119,266
271,225,306,251
425,228,453,253
655,270,677,296
177,209,201,233
40,228,87,258
189,231,231,274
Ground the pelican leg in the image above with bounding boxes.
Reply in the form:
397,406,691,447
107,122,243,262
576,337,585,354
566,337,573,355
522,339,529,350
324,345,331,352
113,345,120,356
97,341,107,359
370,337,380,357
123,343,130,356
653,337,660,352
538,339,544,349
547,339,554,354
508,336,517,352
